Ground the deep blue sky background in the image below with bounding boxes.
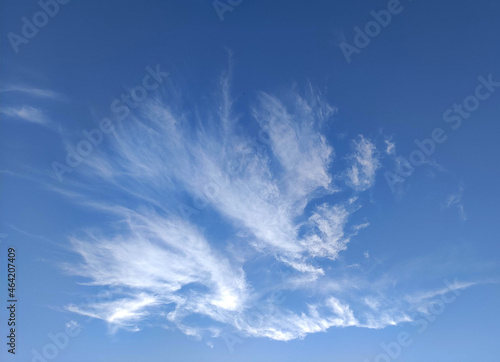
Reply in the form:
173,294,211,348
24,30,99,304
1,1,500,361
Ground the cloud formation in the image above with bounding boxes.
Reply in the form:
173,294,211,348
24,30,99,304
345,135,380,191
0,105,49,125
0,85,64,100
444,185,467,221
58,69,478,343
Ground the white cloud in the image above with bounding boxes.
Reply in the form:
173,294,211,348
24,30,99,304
384,138,395,155
67,293,159,333
345,135,380,191
1,105,49,125
57,70,480,343
0,85,64,100
73,78,344,274
300,203,351,260
444,185,467,221
64,211,248,332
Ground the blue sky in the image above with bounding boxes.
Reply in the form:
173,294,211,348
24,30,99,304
1,1,500,361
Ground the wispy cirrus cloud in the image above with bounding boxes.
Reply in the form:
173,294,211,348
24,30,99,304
64,210,248,333
0,105,49,126
444,185,467,221
0,85,64,128
54,65,483,343
384,138,396,155
0,85,65,101
345,135,380,191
